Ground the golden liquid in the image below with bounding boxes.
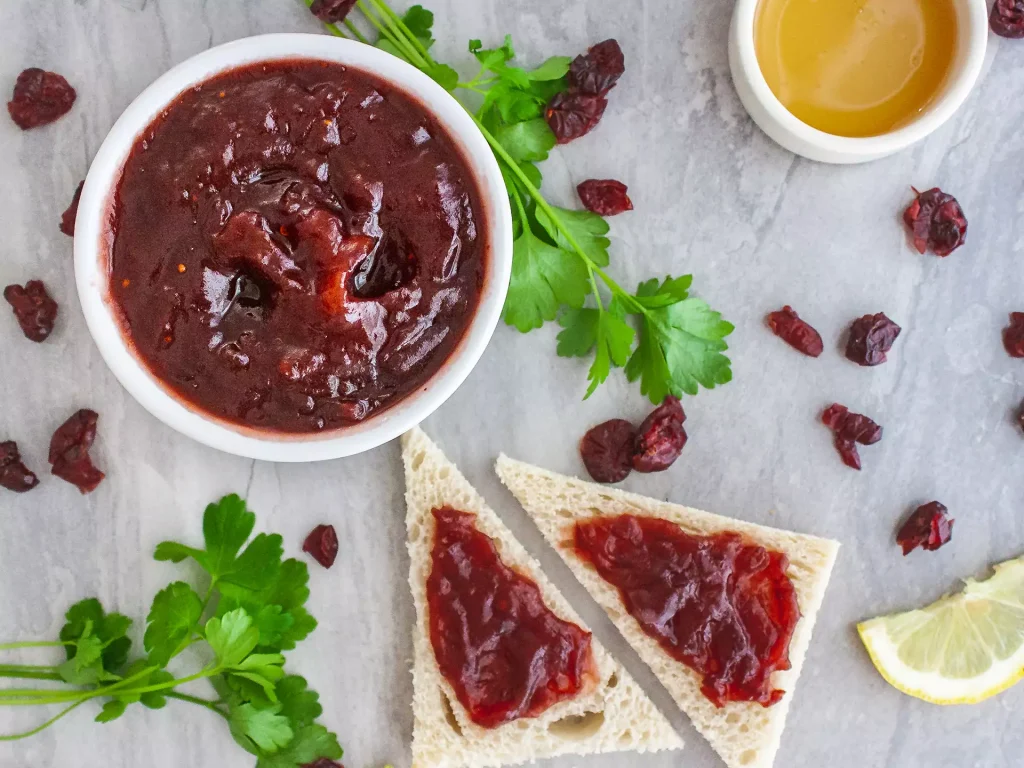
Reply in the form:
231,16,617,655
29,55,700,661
755,0,958,137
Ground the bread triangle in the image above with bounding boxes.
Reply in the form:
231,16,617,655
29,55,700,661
496,455,840,768
401,428,683,768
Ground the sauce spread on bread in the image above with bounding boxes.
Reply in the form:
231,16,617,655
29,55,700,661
108,60,486,433
427,506,596,728
573,514,800,707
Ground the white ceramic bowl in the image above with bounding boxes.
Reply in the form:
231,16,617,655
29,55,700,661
728,0,989,163
75,34,512,462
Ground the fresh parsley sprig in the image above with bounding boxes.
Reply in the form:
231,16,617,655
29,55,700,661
0,495,343,768
308,0,735,403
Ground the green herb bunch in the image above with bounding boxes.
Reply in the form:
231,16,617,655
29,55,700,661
0,496,343,768
306,0,735,403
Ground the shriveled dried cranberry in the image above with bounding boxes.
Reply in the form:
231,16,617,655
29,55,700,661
822,404,882,470
60,181,83,237
903,187,967,257
545,91,608,145
580,419,636,483
4,280,58,342
309,0,357,23
567,40,625,96
1003,313,1024,358
633,396,687,473
767,306,823,358
49,409,105,494
1018,398,1024,434
303,524,339,569
577,179,633,217
7,68,76,130
845,312,901,366
897,501,954,555
991,0,1024,37
302,760,343,768
0,441,39,493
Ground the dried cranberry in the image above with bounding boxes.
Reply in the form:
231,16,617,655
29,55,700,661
1018,398,1024,434
4,280,58,342
580,419,636,483
896,501,954,555
60,181,84,237
633,396,687,473
822,404,882,470
567,39,625,96
303,524,339,569
0,441,39,493
577,179,633,217
845,312,901,366
991,0,1024,37
1003,312,1024,358
302,761,343,768
903,187,967,257
545,91,608,145
49,409,105,494
7,68,76,130
309,0,357,23
767,306,823,358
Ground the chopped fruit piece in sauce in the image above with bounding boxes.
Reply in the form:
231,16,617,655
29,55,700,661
4,280,58,342
821,403,882,471
580,419,636,483
767,306,823,357
1003,312,1024,358
574,514,800,707
0,441,39,493
303,524,339,569
903,187,967,257
7,68,76,130
48,409,105,494
633,396,687,473
60,181,84,237
845,312,901,366
990,0,1024,38
897,501,954,555
427,507,595,727
577,179,633,216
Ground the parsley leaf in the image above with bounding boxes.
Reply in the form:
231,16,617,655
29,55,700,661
230,702,295,754
144,582,202,666
206,608,260,667
219,558,317,652
626,277,734,401
535,206,610,267
255,724,343,768
493,118,556,163
528,56,572,81
59,599,132,677
504,228,590,332
95,699,127,724
155,495,284,592
558,299,635,397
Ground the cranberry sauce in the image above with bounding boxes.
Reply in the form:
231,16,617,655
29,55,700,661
427,507,596,728
573,514,801,708
108,60,486,433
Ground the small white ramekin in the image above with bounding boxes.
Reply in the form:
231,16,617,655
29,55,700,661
75,34,512,462
728,0,989,163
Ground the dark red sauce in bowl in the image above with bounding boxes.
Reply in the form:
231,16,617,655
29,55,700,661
107,59,487,434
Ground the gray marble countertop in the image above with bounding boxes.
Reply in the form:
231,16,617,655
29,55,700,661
2,1,1023,767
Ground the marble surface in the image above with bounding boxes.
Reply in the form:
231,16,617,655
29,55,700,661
2,1,1023,767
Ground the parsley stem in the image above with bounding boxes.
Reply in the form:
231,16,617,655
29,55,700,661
343,19,370,43
165,691,228,719
0,665,158,704
0,700,84,741
367,0,435,66
0,668,62,682
0,641,72,651
356,1,425,68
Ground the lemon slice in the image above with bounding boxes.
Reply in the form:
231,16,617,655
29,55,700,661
857,556,1024,704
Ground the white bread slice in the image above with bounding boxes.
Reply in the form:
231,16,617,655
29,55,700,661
496,455,840,768
402,427,683,768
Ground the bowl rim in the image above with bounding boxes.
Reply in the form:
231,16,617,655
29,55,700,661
74,33,513,462
729,0,989,161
